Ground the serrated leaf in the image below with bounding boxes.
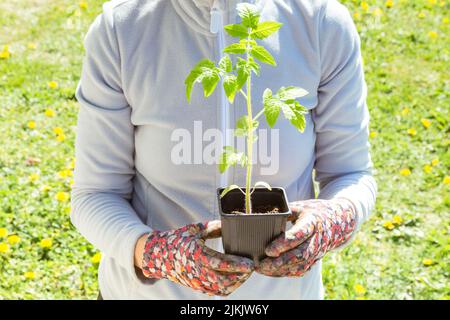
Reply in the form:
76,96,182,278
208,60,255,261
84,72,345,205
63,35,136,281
251,45,276,66
185,59,216,103
220,185,243,198
264,97,283,128
250,21,283,39
277,86,309,100
263,88,273,101
223,43,247,54
237,3,260,29
235,116,259,136
224,24,249,38
223,75,238,103
201,69,221,98
236,62,250,91
218,147,246,173
289,101,308,132
219,55,232,72
254,181,272,191
248,56,260,75
281,103,295,120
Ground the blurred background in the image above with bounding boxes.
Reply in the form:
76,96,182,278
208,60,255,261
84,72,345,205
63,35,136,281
0,0,448,299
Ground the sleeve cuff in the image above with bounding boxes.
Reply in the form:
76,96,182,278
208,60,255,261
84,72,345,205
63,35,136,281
119,224,152,285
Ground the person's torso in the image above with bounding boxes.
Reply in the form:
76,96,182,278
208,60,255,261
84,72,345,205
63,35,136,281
100,0,327,299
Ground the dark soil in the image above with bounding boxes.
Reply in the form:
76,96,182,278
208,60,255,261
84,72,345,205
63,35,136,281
229,205,281,215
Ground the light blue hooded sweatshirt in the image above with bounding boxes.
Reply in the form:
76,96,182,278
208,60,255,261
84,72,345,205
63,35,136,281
71,0,377,299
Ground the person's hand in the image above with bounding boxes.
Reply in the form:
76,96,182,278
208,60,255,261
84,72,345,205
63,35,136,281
256,199,357,277
140,220,254,296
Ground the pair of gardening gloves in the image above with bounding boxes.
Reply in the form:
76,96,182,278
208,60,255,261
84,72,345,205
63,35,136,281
141,198,357,296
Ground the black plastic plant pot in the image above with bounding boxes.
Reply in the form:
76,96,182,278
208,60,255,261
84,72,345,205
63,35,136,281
217,187,291,263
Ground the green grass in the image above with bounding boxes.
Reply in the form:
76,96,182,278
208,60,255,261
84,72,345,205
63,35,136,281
0,0,448,300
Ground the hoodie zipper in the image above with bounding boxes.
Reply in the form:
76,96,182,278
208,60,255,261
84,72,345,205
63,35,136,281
210,0,228,301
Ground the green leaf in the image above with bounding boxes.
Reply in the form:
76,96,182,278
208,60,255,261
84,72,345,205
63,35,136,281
263,93,283,128
219,55,232,72
185,59,216,103
263,88,273,101
236,61,251,91
248,57,260,75
237,3,260,29
220,185,243,198
201,69,221,98
288,101,308,132
223,43,247,54
223,75,238,103
254,181,272,191
235,116,259,136
277,86,309,101
250,21,283,39
218,147,246,173
224,24,249,38
251,45,276,66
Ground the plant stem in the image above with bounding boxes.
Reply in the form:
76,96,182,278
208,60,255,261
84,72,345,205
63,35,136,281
245,37,253,214
253,108,264,122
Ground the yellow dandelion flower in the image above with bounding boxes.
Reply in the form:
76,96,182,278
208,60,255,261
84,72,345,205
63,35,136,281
444,176,450,184
401,107,410,116
27,43,37,50
383,220,395,230
24,271,36,280
0,242,10,253
428,31,438,39
422,258,433,266
79,1,88,9
427,0,437,5
423,165,432,174
7,235,20,245
431,159,439,166
0,228,8,238
55,191,69,202
443,17,449,24
45,108,56,117
440,1,446,7
392,215,403,225
48,81,58,89
400,168,411,176
40,238,53,249
354,284,366,295
353,12,361,20
53,127,64,135
385,0,394,8
418,12,426,19
27,121,36,129
56,133,66,142
91,252,102,264
421,119,431,128
0,45,11,59
361,1,369,11
57,169,72,178
369,131,378,139
28,173,40,182
41,185,51,192
407,128,417,136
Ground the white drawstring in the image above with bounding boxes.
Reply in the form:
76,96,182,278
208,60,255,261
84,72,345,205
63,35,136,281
210,0,222,34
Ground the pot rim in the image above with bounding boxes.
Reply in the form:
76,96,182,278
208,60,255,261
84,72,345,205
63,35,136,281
217,186,291,216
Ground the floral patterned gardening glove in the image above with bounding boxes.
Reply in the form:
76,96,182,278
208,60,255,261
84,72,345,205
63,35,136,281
256,198,357,277
142,220,254,296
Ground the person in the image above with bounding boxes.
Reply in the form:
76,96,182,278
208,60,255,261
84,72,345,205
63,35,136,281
71,0,377,300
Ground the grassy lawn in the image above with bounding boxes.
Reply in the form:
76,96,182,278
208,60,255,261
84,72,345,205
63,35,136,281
0,0,448,299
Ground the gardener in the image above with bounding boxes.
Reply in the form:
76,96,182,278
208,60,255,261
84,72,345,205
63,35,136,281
71,0,377,300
